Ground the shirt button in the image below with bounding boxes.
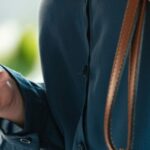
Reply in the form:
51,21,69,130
19,137,32,144
82,65,89,77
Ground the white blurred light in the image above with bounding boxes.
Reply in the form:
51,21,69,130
0,21,21,58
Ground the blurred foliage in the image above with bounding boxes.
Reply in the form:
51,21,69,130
1,27,38,76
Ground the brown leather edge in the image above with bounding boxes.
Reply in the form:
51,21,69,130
104,0,140,149
127,0,147,149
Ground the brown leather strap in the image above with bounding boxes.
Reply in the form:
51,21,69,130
104,0,147,149
127,0,146,149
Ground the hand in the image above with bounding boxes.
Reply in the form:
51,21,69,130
0,68,24,127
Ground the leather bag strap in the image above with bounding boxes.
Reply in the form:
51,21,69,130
104,0,147,150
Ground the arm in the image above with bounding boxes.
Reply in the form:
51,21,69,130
0,66,25,126
0,65,64,149
0,65,59,149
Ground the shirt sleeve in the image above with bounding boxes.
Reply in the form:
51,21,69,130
0,65,64,150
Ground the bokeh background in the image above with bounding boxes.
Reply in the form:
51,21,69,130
0,0,43,82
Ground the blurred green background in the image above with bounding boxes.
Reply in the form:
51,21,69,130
0,0,43,82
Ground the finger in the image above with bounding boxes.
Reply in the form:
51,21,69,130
0,67,17,92
0,73,14,90
0,82,15,113
0,70,11,82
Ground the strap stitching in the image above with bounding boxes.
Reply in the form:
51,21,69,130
130,2,147,149
107,0,140,149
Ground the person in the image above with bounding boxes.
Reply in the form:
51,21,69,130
0,0,150,149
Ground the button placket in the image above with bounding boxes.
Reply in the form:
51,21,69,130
82,65,90,77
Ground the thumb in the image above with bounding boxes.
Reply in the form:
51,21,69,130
0,67,24,126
